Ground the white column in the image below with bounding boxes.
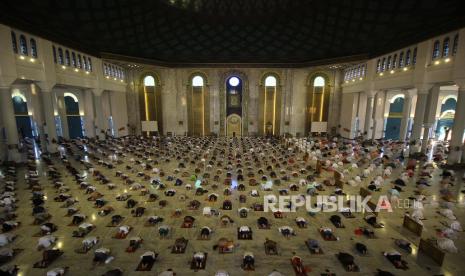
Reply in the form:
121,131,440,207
448,87,465,164
40,90,58,152
0,87,21,161
421,85,440,152
411,88,430,142
93,91,106,140
56,92,69,139
399,93,412,141
364,95,374,139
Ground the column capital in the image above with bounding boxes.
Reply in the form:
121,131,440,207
454,78,465,89
365,90,377,98
415,83,434,94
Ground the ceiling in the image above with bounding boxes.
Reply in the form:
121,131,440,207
1,0,464,66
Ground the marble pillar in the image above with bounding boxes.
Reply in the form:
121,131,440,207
0,87,21,161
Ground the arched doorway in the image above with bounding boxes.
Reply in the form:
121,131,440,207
436,96,457,141
11,91,33,139
306,74,330,135
139,74,163,135
226,76,242,136
384,95,404,140
64,92,84,138
259,74,281,136
187,74,209,136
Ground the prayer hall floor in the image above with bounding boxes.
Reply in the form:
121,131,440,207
2,136,465,276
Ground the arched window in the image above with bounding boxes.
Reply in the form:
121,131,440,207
64,93,84,138
52,46,57,63
405,50,411,66
103,64,108,75
398,52,404,67
392,54,397,68
77,54,82,69
71,52,76,67
264,76,276,87
82,56,88,71
144,75,155,86
30,38,37,58
11,31,18,53
19,35,28,55
192,75,204,86
386,56,392,70
452,34,459,56
88,57,92,71
381,57,386,71
12,92,34,138
412,48,417,65
442,37,450,57
432,40,440,59
376,59,381,73
314,76,325,87
65,50,70,66
58,48,64,64
361,65,366,77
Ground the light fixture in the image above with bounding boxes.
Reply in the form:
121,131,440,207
30,58,35,62
19,55,25,60
379,72,384,76
403,67,408,71
390,70,394,74
120,79,123,82
74,68,79,72
345,81,349,83
434,60,440,65
61,65,66,69
106,76,110,79
85,71,90,75
113,78,117,81
359,77,363,80
445,58,450,63
352,79,355,82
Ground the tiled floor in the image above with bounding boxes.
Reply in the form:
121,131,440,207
2,137,465,276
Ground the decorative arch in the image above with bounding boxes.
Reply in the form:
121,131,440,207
441,95,457,105
389,93,404,104
258,72,283,136
187,71,209,86
186,71,210,136
259,71,281,86
305,72,332,135
219,70,249,136
139,71,163,135
64,92,79,103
